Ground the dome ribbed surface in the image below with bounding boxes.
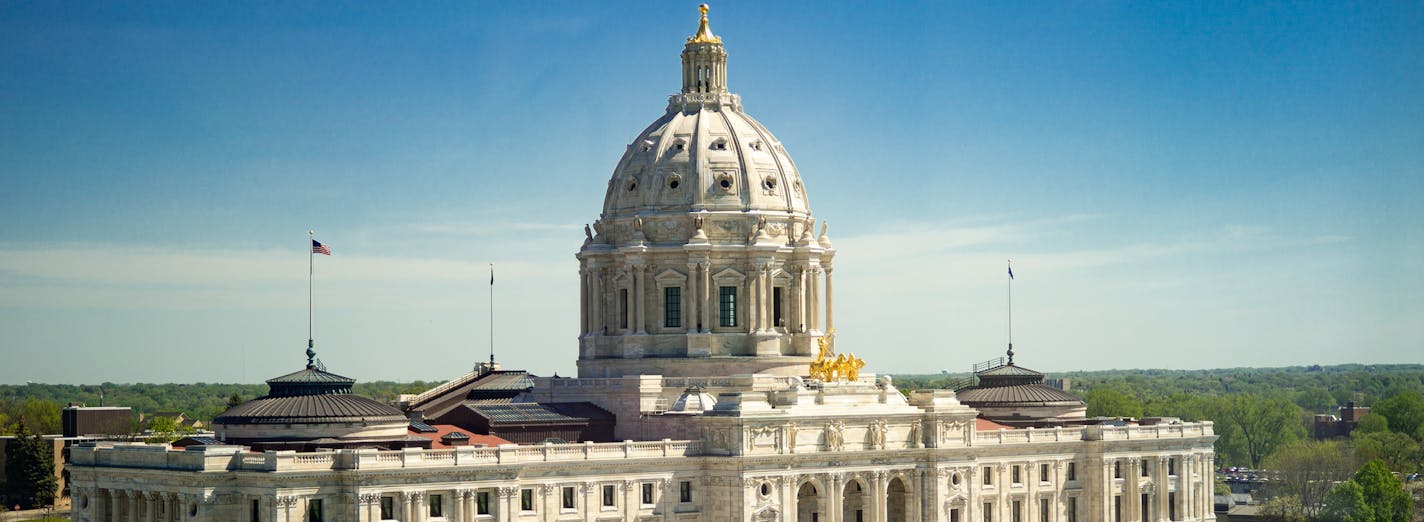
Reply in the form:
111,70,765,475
955,384,1085,406
214,393,405,425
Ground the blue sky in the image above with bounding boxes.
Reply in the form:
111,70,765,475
1,1,1421,384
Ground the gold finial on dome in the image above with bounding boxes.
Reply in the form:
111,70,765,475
687,3,722,45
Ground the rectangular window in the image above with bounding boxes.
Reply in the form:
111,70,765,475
983,466,993,485
307,499,323,522
602,485,616,507
772,287,784,327
679,481,693,503
1040,464,1050,482
1012,500,1022,522
1141,459,1150,477
619,289,629,329
251,499,260,522
1066,462,1076,481
950,508,959,522
664,287,682,328
380,497,394,520
520,489,533,512
1067,497,1077,522
983,503,993,522
477,492,491,515
1012,465,1021,484
1114,496,1121,522
856,510,863,522
1169,492,1177,521
429,494,443,518
1140,494,1149,522
1113,461,1122,479
718,286,737,327
562,487,576,510
641,483,654,505
1040,498,1048,522
1168,458,1177,476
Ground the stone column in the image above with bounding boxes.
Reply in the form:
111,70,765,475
126,490,140,522
497,487,516,522
827,474,842,522
636,266,648,334
823,267,834,332
105,489,119,522
751,265,763,331
686,263,701,332
809,267,822,332
591,267,604,334
872,472,887,522
701,263,713,331
581,483,595,522
911,471,923,522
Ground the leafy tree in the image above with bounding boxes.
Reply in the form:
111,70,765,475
1320,481,1371,522
1351,430,1424,473
226,393,244,409
3,423,57,509
1354,413,1389,434
1262,439,1353,518
1083,386,1144,418
1259,495,1307,522
17,399,61,435
1373,391,1424,440
1295,387,1336,413
1214,394,1306,468
1321,459,1412,522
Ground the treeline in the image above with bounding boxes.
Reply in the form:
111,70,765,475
0,380,438,435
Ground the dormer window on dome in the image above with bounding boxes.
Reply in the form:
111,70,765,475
711,138,729,151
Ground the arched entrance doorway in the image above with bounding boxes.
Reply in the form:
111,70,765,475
797,483,820,522
842,479,866,522
886,477,909,522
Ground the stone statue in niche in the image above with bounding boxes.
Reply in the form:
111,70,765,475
908,421,922,448
824,420,844,452
584,224,593,243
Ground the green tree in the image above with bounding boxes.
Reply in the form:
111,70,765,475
1084,387,1144,418
226,393,244,409
1320,481,1372,522
1352,430,1423,473
1354,413,1389,434
1295,387,1336,413
1259,495,1307,522
1263,439,1353,518
1322,459,1412,522
17,399,61,434
3,423,57,509
1214,394,1306,468
1373,391,1424,440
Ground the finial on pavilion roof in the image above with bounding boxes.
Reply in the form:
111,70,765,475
687,4,722,45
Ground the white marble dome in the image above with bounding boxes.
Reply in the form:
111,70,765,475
600,97,810,219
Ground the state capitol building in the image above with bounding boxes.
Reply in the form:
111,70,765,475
67,6,1217,522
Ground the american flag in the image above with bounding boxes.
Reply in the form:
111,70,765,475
311,240,331,255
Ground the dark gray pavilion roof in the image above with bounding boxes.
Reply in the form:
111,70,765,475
215,361,404,426
214,393,406,425
955,384,1085,406
267,367,356,385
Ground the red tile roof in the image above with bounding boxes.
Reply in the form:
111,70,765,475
976,418,1016,431
408,424,511,448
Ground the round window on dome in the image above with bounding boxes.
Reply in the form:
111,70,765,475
720,179,731,188
627,180,638,192
668,176,681,190
763,177,777,191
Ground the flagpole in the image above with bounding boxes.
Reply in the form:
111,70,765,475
309,230,315,365
489,263,495,366
1007,259,1014,365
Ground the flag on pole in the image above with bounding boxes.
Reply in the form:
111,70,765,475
311,240,331,255
490,264,494,285
1007,260,1014,280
